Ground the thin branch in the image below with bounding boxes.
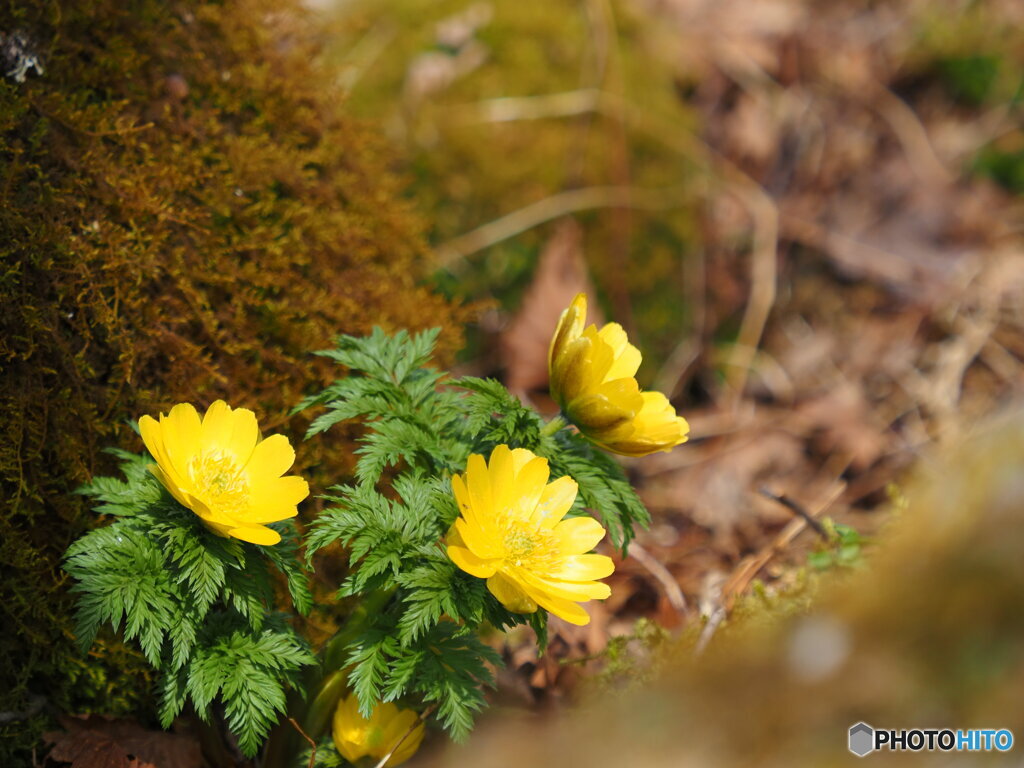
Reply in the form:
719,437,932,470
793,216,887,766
695,483,846,655
444,86,780,384
758,487,829,541
694,606,726,656
372,703,438,768
450,88,603,123
723,483,846,608
0,694,45,724
435,185,688,269
628,541,687,615
288,717,317,768
865,80,953,187
723,186,778,409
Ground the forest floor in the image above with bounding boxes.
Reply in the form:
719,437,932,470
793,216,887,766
473,0,1024,721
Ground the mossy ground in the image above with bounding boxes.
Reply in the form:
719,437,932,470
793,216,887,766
0,1,467,763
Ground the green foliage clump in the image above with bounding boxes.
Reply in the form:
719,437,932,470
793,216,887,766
58,328,651,763
0,0,467,758
67,450,314,756
806,521,867,571
586,617,669,691
299,328,648,743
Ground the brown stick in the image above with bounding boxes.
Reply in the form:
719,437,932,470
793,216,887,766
757,487,830,541
288,717,317,768
629,541,688,615
372,704,438,768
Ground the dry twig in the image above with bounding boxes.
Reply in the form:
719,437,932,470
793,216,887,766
288,717,316,768
757,487,830,541
435,185,687,269
372,704,438,768
628,541,688,616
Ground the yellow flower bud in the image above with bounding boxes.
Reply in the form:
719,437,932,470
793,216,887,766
548,293,690,456
333,694,425,767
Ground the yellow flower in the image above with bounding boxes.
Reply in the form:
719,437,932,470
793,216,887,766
446,445,614,626
548,292,690,456
139,400,308,545
332,694,425,768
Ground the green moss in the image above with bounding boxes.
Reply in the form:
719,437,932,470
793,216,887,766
327,0,702,372
937,54,1002,106
0,1,468,763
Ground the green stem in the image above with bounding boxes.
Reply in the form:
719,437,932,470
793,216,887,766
539,415,567,438
262,588,396,768
301,669,349,742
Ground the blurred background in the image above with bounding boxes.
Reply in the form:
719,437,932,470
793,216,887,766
309,0,1024,617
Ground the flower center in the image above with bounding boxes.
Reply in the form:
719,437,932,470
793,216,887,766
187,450,248,516
502,520,558,569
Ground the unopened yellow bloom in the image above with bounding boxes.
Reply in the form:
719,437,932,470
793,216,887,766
548,293,690,456
447,445,614,626
139,401,308,545
332,694,425,767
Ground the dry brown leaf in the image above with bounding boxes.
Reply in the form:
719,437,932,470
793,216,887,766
46,715,201,768
46,730,146,768
500,218,601,394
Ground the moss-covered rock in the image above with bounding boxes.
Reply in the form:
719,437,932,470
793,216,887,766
0,1,466,762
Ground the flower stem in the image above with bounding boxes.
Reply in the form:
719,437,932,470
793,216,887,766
262,588,396,768
539,415,567,437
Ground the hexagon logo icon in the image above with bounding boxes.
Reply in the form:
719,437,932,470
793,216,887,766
849,722,875,757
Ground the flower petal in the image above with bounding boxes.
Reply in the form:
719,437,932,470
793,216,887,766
199,400,232,449
599,323,642,381
486,571,538,613
566,391,636,432
378,710,424,766
465,453,493,517
548,292,587,373
246,504,299,525
513,456,550,522
551,336,594,406
159,402,202,470
257,473,309,504
386,719,425,767
452,474,472,516
448,544,499,578
535,475,578,527
519,569,611,601
147,464,192,509
552,516,607,553
592,392,689,456
546,553,615,582
194,512,233,537
244,434,295,480
488,444,516,516
509,447,538,475
203,401,260,465
528,589,592,626
334,695,372,764
454,518,502,559
227,524,281,546
139,415,170,469
581,325,616,383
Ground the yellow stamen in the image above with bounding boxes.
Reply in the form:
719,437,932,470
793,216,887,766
188,450,248,515
502,520,558,570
